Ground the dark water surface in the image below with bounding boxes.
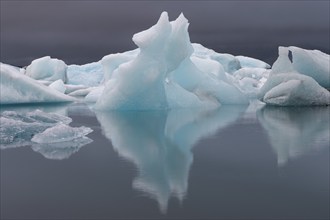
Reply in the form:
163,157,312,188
1,103,329,219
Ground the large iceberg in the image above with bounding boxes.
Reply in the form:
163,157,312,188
1,12,329,108
0,63,74,104
95,12,250,110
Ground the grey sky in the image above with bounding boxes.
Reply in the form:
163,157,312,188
1,1,329,66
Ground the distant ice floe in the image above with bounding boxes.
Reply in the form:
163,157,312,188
1,11,329,107
0,109,93,160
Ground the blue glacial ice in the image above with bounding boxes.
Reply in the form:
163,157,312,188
1,12,329,107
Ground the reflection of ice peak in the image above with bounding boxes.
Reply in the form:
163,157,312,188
95,106,245,213
258,106,330,166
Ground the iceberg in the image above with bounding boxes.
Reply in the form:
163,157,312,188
0,63,73,104
25,56,67,82
95,12,249,110
95,12,192,110
259,47,330,106
1,12,328,108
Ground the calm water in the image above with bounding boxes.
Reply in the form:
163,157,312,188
1,103,329,219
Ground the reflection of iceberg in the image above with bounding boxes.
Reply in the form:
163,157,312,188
257,106,330,166
31,137,92,160
95,106,245,213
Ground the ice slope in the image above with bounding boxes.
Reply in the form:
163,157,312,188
0,63,74,104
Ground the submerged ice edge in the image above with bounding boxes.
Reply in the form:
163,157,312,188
1,11,329,109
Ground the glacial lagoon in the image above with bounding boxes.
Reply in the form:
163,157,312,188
1,103,329,219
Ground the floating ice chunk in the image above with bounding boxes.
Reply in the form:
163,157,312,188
259,47,330,106
31,137,92,160
31,123,93,143
67,62,104,87
49,79,66,94
0,110,72,148
0,63,73,104
236,56,270,69
288,46,330,88
25,56,67,82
